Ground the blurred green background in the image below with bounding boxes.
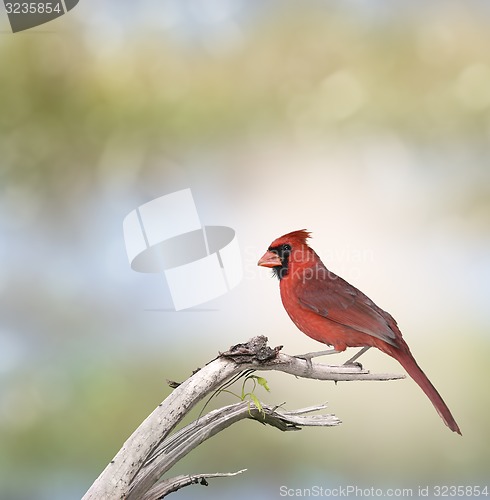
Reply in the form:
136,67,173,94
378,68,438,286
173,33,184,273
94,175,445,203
1,1,489,499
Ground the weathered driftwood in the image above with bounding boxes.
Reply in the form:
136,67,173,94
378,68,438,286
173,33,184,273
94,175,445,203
140,401,340,499
83,336,404,499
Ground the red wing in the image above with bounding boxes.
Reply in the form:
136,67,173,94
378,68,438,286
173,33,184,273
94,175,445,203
296,271,398,347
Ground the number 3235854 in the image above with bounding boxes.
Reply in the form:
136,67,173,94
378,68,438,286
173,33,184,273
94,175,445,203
5,3,62,14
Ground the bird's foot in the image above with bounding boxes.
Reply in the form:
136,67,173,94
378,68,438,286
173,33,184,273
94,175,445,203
294,349,340,362
342,360,363,370
342,346,371,370
294,349,341,372
295,355,314,372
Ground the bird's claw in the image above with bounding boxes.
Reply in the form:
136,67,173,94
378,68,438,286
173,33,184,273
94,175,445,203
294,354,315,372
343,360,363,370
294,353,316,361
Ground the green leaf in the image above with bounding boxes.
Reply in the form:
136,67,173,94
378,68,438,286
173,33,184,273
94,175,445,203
255,376,270,392
249,393,263,416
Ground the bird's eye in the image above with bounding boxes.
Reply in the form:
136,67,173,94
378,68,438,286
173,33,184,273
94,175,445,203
282,244,291,252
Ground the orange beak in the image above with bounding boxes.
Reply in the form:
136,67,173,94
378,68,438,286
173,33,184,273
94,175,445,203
257,250,281,268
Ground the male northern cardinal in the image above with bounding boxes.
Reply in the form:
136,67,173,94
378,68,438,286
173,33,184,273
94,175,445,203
258,229,461,434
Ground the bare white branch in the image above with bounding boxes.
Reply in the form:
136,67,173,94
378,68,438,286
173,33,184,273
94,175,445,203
82,336,404,500
137,401,340,498
141,469,248,500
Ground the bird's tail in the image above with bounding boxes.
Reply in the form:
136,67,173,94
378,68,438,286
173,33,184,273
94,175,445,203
390,347,461,435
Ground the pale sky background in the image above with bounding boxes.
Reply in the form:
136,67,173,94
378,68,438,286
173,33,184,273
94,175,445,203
1,1,489,499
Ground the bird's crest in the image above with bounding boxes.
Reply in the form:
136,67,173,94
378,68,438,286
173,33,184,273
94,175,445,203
269,229,311,248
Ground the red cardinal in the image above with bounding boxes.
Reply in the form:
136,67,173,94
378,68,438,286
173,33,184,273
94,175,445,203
258,229,461,435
